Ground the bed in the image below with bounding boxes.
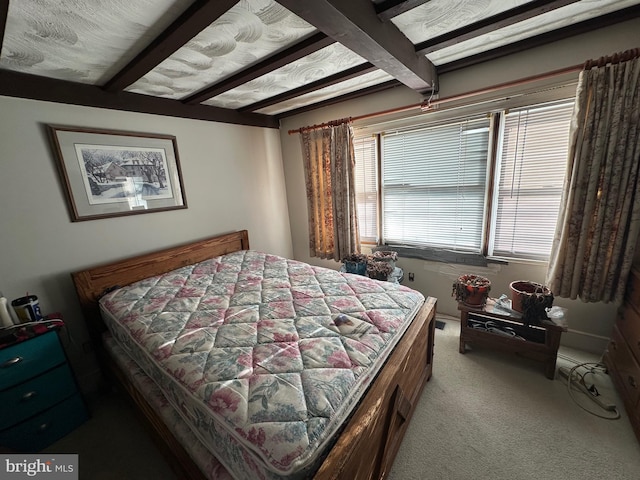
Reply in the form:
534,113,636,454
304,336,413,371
72,230,436,479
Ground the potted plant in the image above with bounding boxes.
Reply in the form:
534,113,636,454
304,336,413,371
509,280,554,324
366,260,394,281
452,274,491,307
342,252,368,275
372,250,398,269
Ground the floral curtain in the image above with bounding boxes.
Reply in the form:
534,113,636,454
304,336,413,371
300,120,359,261
546,49,640,303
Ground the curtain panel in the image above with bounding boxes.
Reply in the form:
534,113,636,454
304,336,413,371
546,50,640,303
300,121,359,261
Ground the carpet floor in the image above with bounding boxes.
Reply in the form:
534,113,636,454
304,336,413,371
44,316,640,479
388,316,640,480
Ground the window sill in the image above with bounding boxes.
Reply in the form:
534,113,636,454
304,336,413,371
375,245,508,267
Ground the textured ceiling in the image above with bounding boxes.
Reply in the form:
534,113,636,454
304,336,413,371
0,0,638,127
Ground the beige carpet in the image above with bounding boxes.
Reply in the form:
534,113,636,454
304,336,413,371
388,317,640,480
45,317,640,479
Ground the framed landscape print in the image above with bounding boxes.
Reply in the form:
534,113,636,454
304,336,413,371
48,125,187,221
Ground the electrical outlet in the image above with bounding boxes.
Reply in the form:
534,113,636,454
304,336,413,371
408,272,415,281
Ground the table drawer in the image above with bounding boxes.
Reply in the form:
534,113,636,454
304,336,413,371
0,392,88,452
0,364,78,430
0,332,66,390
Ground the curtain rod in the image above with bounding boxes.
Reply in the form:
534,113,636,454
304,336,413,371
583,48,640,70
287,117,352,135
287,63,582,135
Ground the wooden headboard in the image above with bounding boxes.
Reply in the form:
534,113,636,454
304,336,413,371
72,230,250,342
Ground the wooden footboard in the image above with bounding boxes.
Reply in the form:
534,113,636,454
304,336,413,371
314,297,436,480
71,230,437,480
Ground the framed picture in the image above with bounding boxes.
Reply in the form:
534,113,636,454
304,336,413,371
48,125,187,221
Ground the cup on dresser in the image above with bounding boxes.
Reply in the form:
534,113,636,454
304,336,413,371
11,295,43,323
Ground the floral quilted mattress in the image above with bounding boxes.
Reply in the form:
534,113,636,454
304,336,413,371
99,250,425,478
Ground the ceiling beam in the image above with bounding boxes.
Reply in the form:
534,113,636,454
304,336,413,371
274,4,640,119
0,69,278,128
0,0,9,55
276,80,402,119
437,3,640,74
276,0,437,93
375,0,433,22
239,63,379,113
103,0,240,92
183,32,335,105
415,0,581,55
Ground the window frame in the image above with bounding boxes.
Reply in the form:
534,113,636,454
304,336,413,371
353,97,575,264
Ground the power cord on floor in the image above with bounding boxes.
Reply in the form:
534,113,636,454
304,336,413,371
557,361,621,420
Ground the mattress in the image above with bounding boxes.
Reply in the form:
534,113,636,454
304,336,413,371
99,250,425,479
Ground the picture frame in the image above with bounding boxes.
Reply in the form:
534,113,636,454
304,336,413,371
48,125,187,222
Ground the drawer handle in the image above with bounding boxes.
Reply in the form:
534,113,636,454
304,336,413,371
629,376,637,389
1,356,22,368
21,391,37,401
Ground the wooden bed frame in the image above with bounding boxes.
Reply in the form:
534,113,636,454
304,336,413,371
72,230,437,480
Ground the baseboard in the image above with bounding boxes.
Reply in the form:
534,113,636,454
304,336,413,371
559,329,609,355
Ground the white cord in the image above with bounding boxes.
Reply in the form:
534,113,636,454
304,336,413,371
561,362,620,420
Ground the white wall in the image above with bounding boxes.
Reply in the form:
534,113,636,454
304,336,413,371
279,19,640,354
0,96,293,391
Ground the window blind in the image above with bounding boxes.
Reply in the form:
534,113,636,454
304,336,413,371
490,102,574,260
353,135,378,243
382,117,490,251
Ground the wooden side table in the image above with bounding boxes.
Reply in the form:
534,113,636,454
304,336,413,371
458,298,567,379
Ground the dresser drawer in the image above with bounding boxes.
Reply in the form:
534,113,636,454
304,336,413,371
0,331,66,390
625,268,640,314
0,364,78,430
618,307,640,362
0,392,88,452
608,325,640,407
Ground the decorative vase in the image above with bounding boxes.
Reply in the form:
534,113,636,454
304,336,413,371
342,253,368,276
344,260,367,276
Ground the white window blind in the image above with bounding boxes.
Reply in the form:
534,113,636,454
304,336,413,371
353,135,378,242
382,117,490,251
490,102,574,260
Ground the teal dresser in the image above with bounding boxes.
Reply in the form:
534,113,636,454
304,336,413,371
0,330,88,452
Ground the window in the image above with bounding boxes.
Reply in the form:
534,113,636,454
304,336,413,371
353,100,574,262
353,136,378,243
490,103,574,260
382,117,490,251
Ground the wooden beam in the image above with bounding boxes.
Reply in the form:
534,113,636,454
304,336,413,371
103,0,240,92
277,0,437,93
437,3,640,74
0,70,278,128
239,63,378,112
375,0,433,21
183,32,335,105
415,0,581,55
0,0,9,55
276,80,402,119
